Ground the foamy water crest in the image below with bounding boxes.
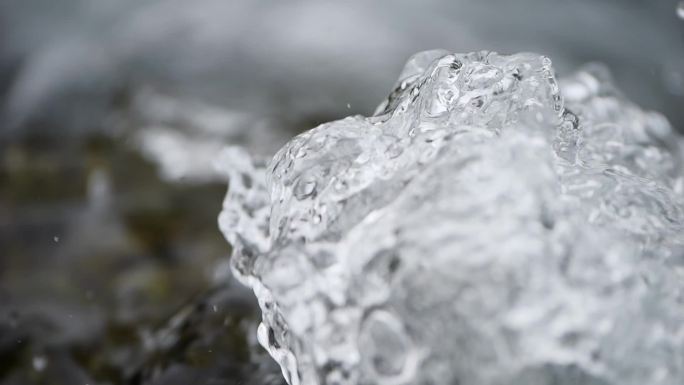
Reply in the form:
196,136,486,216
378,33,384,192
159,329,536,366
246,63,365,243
218,51,684,385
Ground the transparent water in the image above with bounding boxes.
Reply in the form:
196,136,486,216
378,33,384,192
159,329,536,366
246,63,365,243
219,51,684,385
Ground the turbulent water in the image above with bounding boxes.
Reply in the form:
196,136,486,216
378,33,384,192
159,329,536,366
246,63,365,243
218,51,684,385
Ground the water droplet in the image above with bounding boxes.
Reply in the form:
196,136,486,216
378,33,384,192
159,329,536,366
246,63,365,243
678,1,684,19
53,236,59,243
346,103,351,109
213,305,218,313
32,356,47,372
554,111,581,164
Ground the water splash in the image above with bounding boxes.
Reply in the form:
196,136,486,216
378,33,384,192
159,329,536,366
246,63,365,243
219,51,684,385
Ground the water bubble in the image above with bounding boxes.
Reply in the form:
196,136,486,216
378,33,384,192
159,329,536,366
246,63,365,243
293,178,317,200
359,311,414,379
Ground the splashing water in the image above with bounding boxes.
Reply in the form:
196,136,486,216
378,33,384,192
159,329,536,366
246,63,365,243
218,51,684,385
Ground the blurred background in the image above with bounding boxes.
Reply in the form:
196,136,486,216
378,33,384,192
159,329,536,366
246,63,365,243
0,1,682,384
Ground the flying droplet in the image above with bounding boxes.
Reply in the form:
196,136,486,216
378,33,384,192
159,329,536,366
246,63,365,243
32,356,47,372
678,1,684,19
346,103,351,109
53,236,60,243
